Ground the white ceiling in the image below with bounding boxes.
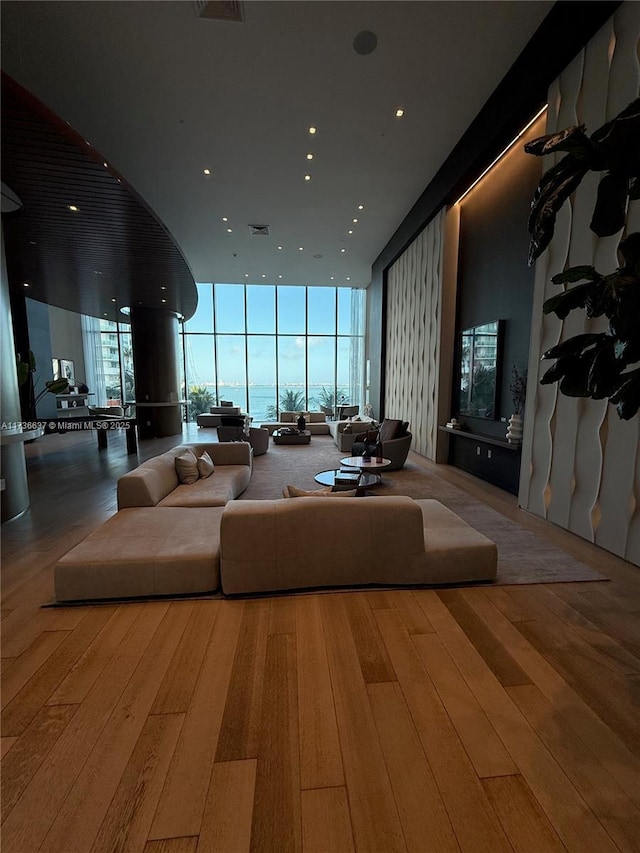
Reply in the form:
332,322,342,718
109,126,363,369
1,0,554,290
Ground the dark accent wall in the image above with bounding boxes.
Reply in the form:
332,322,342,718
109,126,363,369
367,1,621,420
455,117,544,439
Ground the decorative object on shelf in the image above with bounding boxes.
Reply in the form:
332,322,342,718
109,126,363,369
526,96,640,419
364,402,374,419
506,413,523,445
446,417,462,430
297,412,306,432
507,363,527,444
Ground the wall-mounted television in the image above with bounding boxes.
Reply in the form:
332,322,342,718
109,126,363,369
457,320,504,419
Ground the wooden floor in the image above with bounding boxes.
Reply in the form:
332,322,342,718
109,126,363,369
2,427,640,853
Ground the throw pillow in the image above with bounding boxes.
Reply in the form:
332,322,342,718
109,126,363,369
175,450,199,485
197,450,215,479
379,418,403,443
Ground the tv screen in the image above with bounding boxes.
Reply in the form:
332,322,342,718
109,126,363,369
457,320,503,419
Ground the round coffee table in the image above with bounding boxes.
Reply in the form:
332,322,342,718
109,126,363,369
340,456,391,470
314,469,381,488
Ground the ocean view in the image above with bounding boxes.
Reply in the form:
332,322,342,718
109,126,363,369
191,384,353,423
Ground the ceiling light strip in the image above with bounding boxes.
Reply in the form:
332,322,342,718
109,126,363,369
455,104,548,205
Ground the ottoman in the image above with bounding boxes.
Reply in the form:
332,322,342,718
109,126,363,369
54,507,224,601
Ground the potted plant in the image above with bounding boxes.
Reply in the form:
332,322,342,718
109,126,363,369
525,96,640,419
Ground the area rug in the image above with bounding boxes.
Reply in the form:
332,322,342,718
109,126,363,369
242,436,608,586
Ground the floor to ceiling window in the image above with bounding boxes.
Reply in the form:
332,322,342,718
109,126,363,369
183,283,365,422
81,317,135,407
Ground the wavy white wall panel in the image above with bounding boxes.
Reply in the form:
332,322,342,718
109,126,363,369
520,3,640,565
386,210,445,460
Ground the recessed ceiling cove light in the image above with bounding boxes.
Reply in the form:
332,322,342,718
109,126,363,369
203,168,211,175
395,109,405,118
353,218,358,223
277,246,283,250
348,230,353,235
68,205,79,212
111,298,117,303
306,153,313,160
222,216,228,222
304,175,311,181
309,126,317,134
227,228,233,233
340,248,346,253
358,204,364,210
299,247,304,251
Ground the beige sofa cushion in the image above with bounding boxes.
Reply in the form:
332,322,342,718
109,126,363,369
159,465,251,507
220,496,428,594
415,499,497,583
54,507,224,601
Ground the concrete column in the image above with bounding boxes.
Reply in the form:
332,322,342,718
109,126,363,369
130,306,182,439
1,227,31,522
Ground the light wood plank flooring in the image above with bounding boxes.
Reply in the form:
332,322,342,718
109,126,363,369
2,428,640,852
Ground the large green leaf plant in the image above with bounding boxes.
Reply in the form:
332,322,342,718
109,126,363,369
525,96,640,419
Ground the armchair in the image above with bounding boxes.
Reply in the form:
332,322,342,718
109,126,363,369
352,418,412,471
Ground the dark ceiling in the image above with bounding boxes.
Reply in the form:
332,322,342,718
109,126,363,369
1,73,197,323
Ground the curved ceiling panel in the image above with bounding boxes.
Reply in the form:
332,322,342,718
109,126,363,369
1,73,197,323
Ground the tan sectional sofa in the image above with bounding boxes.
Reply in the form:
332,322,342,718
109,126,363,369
260,411,330,435
54,493,497,601
117,441,252,508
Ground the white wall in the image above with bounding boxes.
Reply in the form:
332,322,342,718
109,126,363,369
519,3,640,565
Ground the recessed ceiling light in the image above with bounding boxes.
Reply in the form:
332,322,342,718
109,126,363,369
162,299,167,303
160,286,166,290
278,275,283,279
304,175,311,181
395,109,405,118
93,269,102,275
348,230,353,235
313,254,322,259
309,126,317,134
353,30,378,56
222,216,228,222
358,204,364,210
299,247,304,251
22,281,30,287
340,248,346,253
29,240,37,245
353,218,358,223
306,153,314,160
111,298,117,303
203,168,211,175
68,205,79,212
104,313,108,317
245,274,249,278
103,162,108,168
277,246,283,250
330,276,335,281
346,277,351,281
227,228,233,233
262,274,266,278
